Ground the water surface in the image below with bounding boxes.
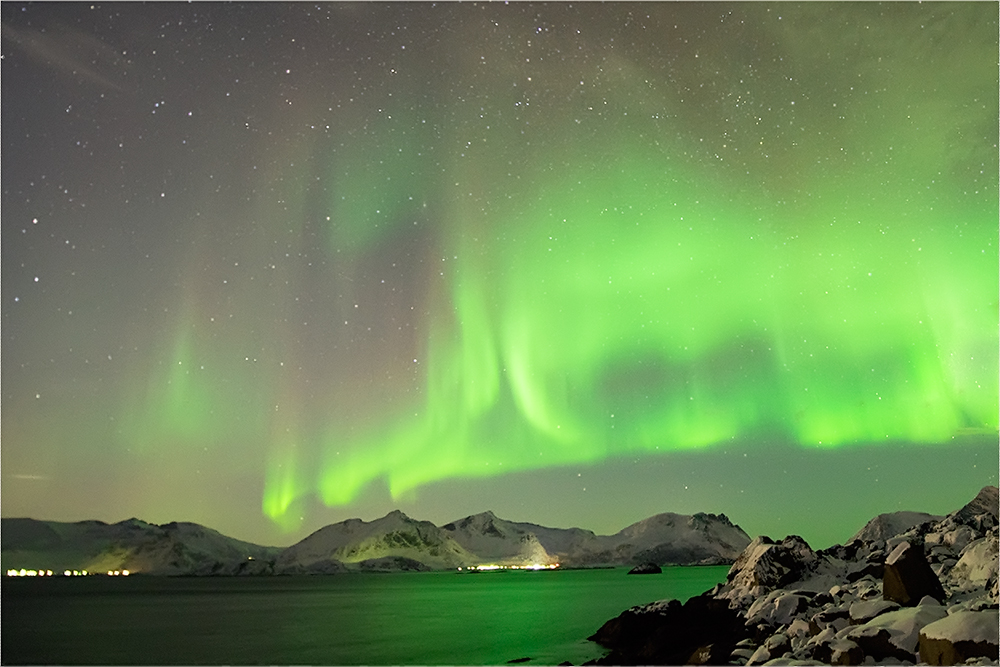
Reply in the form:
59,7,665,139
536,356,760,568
2,566,728,665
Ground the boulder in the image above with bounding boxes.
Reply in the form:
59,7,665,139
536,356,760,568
848,599,899,624
747,644,771,664
945,532,999,594
720,536,817,606
763,631,790,656
627,562,662,575
847,603,948,662
787,617,812,639
747,590,811,628
882,541,945,605
827,638,864,666
588,593,749,665
918,609,1000,665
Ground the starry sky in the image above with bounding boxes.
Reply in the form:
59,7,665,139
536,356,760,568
2,2,997,550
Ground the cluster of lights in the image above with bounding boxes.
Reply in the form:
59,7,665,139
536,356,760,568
6,568,130,577
457,563,560,572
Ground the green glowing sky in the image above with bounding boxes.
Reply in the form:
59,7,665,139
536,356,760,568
2,2,997,549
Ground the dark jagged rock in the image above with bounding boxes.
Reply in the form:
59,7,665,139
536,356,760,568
588,594,749,665
627,562,661,575
845,560,884,582
882,540,946,605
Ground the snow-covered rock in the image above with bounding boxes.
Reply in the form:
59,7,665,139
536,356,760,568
718,536,819,607
846,602,948,661
945,530,999,596
586,486,1000,667
849,598,899,624
918,609,1000,665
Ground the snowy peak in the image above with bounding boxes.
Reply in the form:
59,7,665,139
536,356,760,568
603,511,751,564
440,510,508,538
439,510,750,568
951,486,999,530
850,511,944,546
847,487,1000,548
4,508,755,574
275,510,476,572
439,511,567,565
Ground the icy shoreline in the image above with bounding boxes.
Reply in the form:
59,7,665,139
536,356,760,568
587,486,999,666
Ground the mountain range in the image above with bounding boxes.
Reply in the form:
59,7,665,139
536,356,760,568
2,509,750,576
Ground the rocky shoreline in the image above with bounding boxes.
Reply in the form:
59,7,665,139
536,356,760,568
586,486,998,666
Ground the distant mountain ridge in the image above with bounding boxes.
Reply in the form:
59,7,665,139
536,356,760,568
1,517,282,576
2,508,751,575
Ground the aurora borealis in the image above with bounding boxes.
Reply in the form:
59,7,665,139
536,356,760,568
2,2,997,549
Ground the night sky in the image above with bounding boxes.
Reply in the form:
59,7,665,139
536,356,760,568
2,2,997,550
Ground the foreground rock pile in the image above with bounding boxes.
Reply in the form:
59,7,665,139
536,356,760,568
589,486,998,666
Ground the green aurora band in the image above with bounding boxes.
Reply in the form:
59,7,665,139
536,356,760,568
277,146,997,525
261,6,998,528
98,4,995,531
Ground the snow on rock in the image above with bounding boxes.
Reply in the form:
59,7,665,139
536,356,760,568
923,609,1000,643
849,598,900,624
846,604,949,661
919,610,1000,665
850,511,943,547
718,536,818,607
946,530,999,595
952,486,1000,531
586,486,1000,667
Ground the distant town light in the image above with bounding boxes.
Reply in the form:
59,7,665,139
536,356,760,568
465,563,560,572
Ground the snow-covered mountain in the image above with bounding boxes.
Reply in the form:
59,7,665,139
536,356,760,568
850,511,944,546
2,508,752,574
439,510,750,568
593,512,752,565
274,510,476,573
1,517,282,575
439,510,596,565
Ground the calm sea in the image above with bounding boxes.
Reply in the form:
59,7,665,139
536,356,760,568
2,566,728,665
